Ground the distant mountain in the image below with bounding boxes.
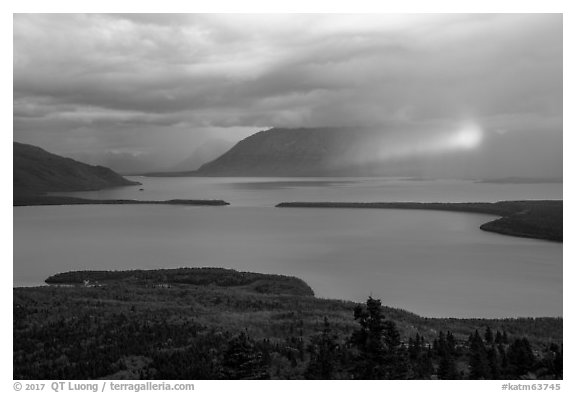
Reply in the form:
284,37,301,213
71,150,165,175
14,142,140,195
170,138,234,172
195,127,391,177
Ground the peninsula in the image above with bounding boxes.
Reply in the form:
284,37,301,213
14,195,229,207
276,200,562,242
13,142,229,207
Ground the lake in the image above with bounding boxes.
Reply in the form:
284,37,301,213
13,177,562,318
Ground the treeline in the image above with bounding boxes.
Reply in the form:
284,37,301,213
299,298,562,380
14,296,561,380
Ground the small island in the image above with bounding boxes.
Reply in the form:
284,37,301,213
276,200,563,242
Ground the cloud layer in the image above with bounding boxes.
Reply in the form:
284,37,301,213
13,14,562,176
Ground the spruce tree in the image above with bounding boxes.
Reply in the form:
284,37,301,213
484,326,494,344
408,333,433,379
305,317,339,379
349,297,386,379
495,331,503,344
349,297,409,379
446,331,456,356
469,330,491,379
437,331,458,379
222,332,268,379
507,338,535,378
553,347,562,379
487,346,502,379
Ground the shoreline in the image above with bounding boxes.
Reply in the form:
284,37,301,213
14,267,563,320
276,200,563,242
18,267,564,324
14,194,230,207
14,267,562,379
15,197,562,241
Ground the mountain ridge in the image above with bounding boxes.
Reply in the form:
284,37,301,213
195,127,362,176
14,141,140,195
146,126,442,177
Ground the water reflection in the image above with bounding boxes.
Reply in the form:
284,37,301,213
14,201,562,318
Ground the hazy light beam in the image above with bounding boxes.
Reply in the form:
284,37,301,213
369,123,485,163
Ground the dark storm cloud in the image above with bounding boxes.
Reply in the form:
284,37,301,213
13,14,562,176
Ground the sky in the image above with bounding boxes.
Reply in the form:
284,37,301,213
13,13,562,177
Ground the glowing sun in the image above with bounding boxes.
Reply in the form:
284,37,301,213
450,124,483,149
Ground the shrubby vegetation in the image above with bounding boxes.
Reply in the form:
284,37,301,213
45,268,314,297
14,270,562,380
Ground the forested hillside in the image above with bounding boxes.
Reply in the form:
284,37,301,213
14,269,562,380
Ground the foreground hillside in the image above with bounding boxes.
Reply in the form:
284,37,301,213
14,142,139,196
14,268,562,380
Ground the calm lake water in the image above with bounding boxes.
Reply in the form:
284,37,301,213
14,177,562,318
